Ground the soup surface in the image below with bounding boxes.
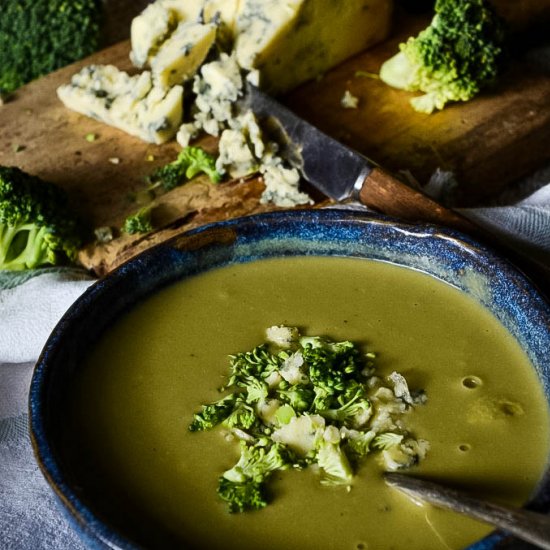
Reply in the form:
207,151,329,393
66,256,550,550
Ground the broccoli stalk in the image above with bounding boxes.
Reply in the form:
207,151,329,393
149,146,222,191
0,166,83,270
0,0,102,95
379,0,506,113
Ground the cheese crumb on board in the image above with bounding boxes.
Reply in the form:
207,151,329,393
341,90,359,109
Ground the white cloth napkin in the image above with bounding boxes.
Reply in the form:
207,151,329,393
0,269,94,363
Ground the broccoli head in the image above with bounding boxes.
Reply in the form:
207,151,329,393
122,206,154,235
149,147,222,191
0,0,102,95
379,0,506,113
0,166,83,270
217,477,267,514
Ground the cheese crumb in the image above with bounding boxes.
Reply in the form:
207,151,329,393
341,90,359,109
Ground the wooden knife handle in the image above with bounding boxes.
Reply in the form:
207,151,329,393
358,167,479,235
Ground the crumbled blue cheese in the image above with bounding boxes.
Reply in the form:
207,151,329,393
57,65,183,144
259,156,312,208
151,22,217,88
341,90,359,109
192,53,244,137
216,127,260,178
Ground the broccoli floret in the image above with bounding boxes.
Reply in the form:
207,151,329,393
320,387,372,428
379,0,506,113
122,206,153,235
149,147,222,191
218,442,293,513
223,399,257,431
277,385,315,412
217,477,267,514
223,442,292,485
0,0,102,95
0,166,83,270
189,394,237,432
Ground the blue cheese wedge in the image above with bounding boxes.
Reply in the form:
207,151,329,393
151,22,217,88
57,65,183,144
129,1,178,68
130,0,208,68
235,0,393,93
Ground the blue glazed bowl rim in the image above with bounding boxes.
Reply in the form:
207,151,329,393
29,208,550,550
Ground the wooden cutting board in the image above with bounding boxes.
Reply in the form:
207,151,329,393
1,12,549,276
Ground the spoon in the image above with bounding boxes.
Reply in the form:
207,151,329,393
384,473,550,550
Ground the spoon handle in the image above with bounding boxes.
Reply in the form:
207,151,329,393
385,473,550,550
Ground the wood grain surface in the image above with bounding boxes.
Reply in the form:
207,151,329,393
1,9,549,275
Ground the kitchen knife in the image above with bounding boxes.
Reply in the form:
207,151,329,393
242,84,477,234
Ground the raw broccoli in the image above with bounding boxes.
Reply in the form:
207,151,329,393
0,166,83,270
0,0,102,95
379,0,506,113
122,206,153,235
149,147,222,191
189,326,428,513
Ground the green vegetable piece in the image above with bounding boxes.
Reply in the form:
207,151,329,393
189,394,237,432
275,404,296,425
149,147,222,191
85,133,97,143
0,0,102,94
276,385,314,412
379,0,505,113
223,442,293,484
0,166,83,270
316,440,354,486
217,477,267,514
122,206,153,235
223,399,257,431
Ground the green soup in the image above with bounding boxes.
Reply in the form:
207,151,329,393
66,256,550,550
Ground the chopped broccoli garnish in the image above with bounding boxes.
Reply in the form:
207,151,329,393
0,0,102,94
189,327,428,513
122,206,153,235
379,0,506,113
189,394,237,432
149,147,222,191
0,166,83,270
217,477,267,514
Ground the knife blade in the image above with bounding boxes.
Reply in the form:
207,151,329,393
242,84,476,234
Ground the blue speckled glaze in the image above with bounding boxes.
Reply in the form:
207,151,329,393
29,209,550,550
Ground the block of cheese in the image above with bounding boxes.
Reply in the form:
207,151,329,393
203,0,241,47
57,65,183,144
235,0,393,94
130,0,207,68
151,22,217,88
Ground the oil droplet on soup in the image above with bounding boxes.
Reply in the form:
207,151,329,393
65,256,550,550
